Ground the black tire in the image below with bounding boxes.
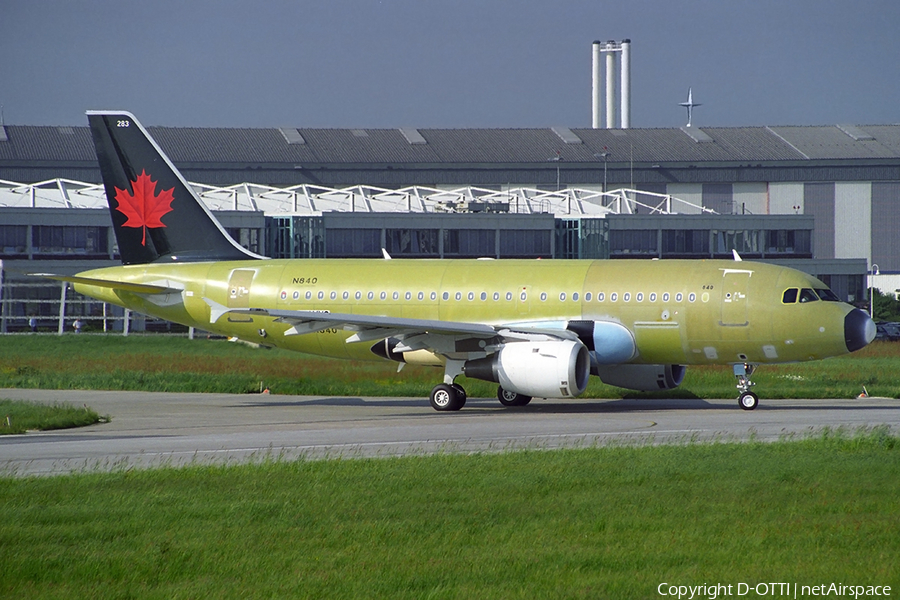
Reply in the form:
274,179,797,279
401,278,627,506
497,386,532,407
451,383,467,408
738,391,759,411
430,383,464,411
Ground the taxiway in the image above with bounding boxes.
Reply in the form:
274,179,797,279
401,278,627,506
1,388,897,476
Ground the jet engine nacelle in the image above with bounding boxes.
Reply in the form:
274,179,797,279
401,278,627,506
464,339,591,398
594,364,686,391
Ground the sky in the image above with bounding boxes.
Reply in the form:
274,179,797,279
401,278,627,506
2,0,899,129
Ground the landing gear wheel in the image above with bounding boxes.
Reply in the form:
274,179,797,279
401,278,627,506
451,383,467,408
497,387,532,407
738,391,759,411
430,383,465,412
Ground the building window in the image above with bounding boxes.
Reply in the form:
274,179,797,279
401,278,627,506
662,230,709,257
326,228,381,258
225,227,261,254
31,226,108,257
0,225,28,256
386,229,438,256
443,229,495,257
765,230,812,257
713,230,760,258
499,230,551,258
609,230,657,257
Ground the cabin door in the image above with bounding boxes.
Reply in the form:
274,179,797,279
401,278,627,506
720,270,751,326
227,269,256,309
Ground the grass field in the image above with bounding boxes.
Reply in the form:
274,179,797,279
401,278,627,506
1,430,898,599
0,399,104,435
0,333,897,400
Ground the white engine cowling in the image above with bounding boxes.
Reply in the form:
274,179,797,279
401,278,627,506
464,340,591,398
594,364,686,391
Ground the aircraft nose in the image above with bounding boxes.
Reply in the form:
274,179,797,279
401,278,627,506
844,308,876,353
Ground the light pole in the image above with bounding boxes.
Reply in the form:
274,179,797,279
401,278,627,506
548,151,561,191
594,151,610,192
870,264,880,319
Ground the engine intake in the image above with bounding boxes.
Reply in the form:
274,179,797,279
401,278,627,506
464,340,591,398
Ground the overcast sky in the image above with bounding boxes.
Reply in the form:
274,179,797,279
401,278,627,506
2,0,898,129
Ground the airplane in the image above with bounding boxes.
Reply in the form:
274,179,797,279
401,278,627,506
680,87,701,127
37,111,876,412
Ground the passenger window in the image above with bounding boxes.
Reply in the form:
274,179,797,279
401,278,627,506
799,288,819,303
585,292,592,302
782,288,798,304
572,292,579,301
442,292,449,301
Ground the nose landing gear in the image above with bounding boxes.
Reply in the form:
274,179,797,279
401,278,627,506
734,363,759,410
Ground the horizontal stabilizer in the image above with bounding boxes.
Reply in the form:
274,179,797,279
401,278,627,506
26,273,181,295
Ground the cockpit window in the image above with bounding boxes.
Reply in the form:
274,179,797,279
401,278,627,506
782,288,798,304
815,288,841,302
799,288,819,303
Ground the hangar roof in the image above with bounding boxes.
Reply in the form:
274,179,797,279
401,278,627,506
2,123,900,166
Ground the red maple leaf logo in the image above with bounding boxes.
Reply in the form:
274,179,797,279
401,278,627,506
113,170,175,246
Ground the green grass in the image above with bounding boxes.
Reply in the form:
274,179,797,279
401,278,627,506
1,429,898,599
0,399,104,435
1,334,898,399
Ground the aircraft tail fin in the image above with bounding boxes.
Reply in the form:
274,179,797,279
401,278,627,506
86,111,263,265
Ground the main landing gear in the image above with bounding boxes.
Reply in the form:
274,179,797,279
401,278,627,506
497,387,532,407
734,363,759,410
428,360,535,411
429,360,467,412
429,383,467,411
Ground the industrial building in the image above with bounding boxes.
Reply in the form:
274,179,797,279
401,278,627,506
2,118,897,331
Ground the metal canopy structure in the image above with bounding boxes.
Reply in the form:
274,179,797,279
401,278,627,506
0,178,712,217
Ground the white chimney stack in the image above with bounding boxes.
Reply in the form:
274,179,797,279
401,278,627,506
620,39,631,129
592,41,602,129
605,40,617,130
591,39,632,129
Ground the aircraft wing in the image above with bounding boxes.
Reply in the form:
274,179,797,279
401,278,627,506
205,301,579,355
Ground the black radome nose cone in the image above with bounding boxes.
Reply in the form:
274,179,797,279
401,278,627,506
844,309,876,353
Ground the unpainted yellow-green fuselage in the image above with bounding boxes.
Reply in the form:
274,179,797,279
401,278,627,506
74,258,853,366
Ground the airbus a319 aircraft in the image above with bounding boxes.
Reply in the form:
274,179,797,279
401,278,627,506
42,111,876,411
